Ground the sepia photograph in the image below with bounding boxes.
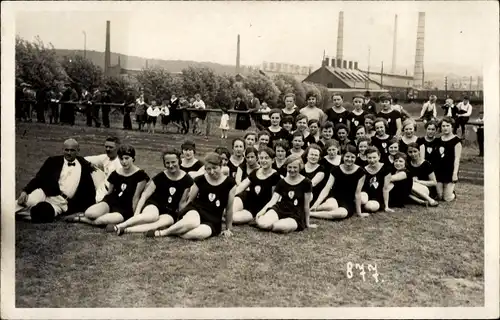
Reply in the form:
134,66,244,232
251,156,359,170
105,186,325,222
1,1,499,319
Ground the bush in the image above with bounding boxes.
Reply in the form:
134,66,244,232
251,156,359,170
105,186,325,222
272,74,306,108
242,72,281,107
181,66,221,106
135,67,180,103
15,36,68,90
102,75,137,103
60,55,103,91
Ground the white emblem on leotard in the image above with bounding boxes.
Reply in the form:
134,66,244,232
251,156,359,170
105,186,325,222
208,193,216,202
168,197,172,203
427,147,432,154
215,200,220,207
354,120,359,126
255,185,261,195
293,199,298,206
388,118,391,122
370,177,379,189
439,146,445,158
169,187,176,195
382,142,387,148
118,183,127,197
339,118,343,122
288,191,294,199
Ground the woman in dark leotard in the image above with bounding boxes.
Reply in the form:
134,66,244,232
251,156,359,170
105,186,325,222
180,140,203,173
360,146,392,214
256,155,316,233
147,152,236,240
235,146,260,185
371,118,392,164
399,119,418,155
233,147,281,224
110,148,194,234
300,144,327,205
388,152,413,208
386,137,400,166
434,117,462,202
227,138,246,179
312,145,366,219
416,120,440,169
272,139,289,178
355,136,371,167
320,139,342,174
406,142,439,206
65,144,149,226
267,109,290,146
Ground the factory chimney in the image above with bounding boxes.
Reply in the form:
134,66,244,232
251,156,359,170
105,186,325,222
391,14,398,74
413,12,426,87
104,20,111,76
236,34,241,74
336,11,344,60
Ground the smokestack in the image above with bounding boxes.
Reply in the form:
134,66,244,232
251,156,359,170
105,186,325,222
354,62,358,69
105,20,111,75
348,61,353,69
342,60,347,68
336,11,344,60
413,12,425,87
236,34,241,74
391,14,398,74
324,57,330,67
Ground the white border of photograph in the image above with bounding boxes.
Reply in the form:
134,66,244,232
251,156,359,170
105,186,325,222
2,1,499,319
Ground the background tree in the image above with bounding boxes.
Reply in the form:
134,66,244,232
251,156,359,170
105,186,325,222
135,66,176,102
242,72,281,107
272,74,307,108
302,81,331,110
102,75,137,103
15,36,68,90
61,54,103,91
181,66,221,106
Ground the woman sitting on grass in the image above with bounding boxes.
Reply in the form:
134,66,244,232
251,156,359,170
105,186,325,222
320,139,342,174
406,142,439,206
272,139,289,178
311,145,367,219
64,145,149,226
300,144,327,206
180,140,204,174
232,147,281,225
108,148,193,235
146,152,236,240
387,152,414,208
360,147,392,214
255,155,317,233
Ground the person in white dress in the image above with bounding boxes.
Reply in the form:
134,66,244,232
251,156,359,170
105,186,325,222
219,108,230,139
85,137,122,202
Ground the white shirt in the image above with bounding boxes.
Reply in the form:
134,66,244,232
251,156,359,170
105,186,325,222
193,100,206,109
59,158,82,199
85,154,121,178
421,102,437,118
457,102,472,117
300,106,325,122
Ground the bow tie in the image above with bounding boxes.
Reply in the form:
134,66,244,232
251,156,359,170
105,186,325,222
67,162,76,167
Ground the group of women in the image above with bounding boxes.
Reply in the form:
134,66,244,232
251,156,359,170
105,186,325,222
63,92,463,241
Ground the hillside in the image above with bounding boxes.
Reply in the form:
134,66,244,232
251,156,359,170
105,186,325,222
54,49,238,75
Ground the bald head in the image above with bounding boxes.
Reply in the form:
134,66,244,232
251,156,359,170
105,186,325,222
63,139,79,162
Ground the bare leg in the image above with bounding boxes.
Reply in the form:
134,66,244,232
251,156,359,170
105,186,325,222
180,224,212,240
443,183,456,202
155,210,200,237
256,210,279,230
364,200,380,212
93,212,124,225
116,205,159,230
125,214,174,233
311,207,348,220
272,218,298,233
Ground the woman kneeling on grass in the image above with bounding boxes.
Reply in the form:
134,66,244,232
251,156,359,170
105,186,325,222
406,142,439,206
360,146,392,214
64,145,149,226
232,147,281,225
311,145,366,219
146,152,236,240
107,148,194,235
255,155,317,233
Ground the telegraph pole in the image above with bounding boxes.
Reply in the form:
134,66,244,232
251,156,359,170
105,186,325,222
444,76,448,98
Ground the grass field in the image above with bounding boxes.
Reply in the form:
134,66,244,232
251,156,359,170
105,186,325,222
14,115,484,307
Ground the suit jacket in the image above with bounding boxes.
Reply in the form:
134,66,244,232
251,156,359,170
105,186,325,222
23,155,97,214
248,97,261,112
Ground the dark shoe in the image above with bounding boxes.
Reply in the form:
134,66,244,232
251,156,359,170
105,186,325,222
105,224,117,233
145,230,156,238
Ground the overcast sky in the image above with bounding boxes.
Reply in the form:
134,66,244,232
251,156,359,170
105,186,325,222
13,1,495,74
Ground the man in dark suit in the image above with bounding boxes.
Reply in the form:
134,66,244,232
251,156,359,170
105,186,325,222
363,91,377,115
15,139,97,223
247,91,264,130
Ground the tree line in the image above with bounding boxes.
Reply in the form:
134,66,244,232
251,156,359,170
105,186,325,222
16,36,331,109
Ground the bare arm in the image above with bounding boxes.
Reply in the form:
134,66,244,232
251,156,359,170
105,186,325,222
133,181,157,216
304,192,313,227
178,188,191,211
420,103,427,118
235,167,243,185
235,177,251,195
395,118,402,138
419,144,426,161
311,174,334,209
224,187,237,231
390,171,407,182
179,183,199,212
354,175,366,215
382,173,392,210
310,172,325,187
453,142,462,181
256,192,281,217
415,172,437,187
132,180,148,213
